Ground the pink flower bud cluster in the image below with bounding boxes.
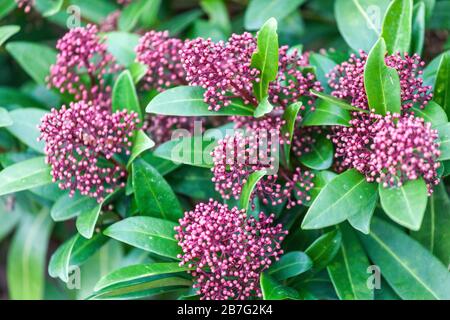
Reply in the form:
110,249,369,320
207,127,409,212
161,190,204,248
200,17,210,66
211,129,314,208
48,24,120,110
136,30,187,91
328,51,432,111
332,113,440,193
174,200,287,300
16,0,33,13
38,101,138,202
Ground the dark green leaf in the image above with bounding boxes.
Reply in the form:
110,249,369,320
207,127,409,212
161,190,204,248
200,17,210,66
437,123,450,160
410,1,425,55
158,9,203,36
305,229,342,272
260,272,300,300
0,0,16,20
281,102,301,168
300,134,334,170
269,251,313,280
381,0,413,54
433,52,450,118
127,130,155,167
51,192,98,222
167,166,218,200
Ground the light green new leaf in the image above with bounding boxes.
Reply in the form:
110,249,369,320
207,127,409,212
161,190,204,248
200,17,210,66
302,169,378,229
7,209,53,300
146,86,254,116
6,42,56,85
0,107,13,127
433,52,450,118
0,25,19,47
381,0,413,54
127,130,155,167
132,159,183,222
251,18,279,102
360,217,450,300
51,192,98,222
239,170,267,212
327,224,373,300
104,216,181,259
0,157,52,196
105,32,140,67
379,178,428,230
6,108,47,153
244,0,305,30
112,70,143,120
310,89,367,113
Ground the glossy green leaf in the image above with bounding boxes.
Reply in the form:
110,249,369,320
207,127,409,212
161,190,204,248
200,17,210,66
105,32,140,67
310,89,367,113
200,0,231,34
254,96,274,118
364,38,401,115
35,0,63,17
307,170,337,205
411,182,450,266
132,159,182,222
379,178,428,230
302,99,351,127
128,62,148,84
0,107,12,127
335,0,390,52
51,192,98,222
48,235,78,283
127,130,155,167
305,229,342,272
239,170,267,212
6,42,56,85
260,272,300,300
112,70,143,120
269,251,313,280
302,170,378,229
251,18,279,102
360,217,450,300
146,86,254,116
411,100,448,127
0,157,52,196
0,25,19,47
142,152,180,176
381,0,413,54
75,203,102,239
167,166,218,200
244,0,305,30
300,135,334,170
309,53,337,93
281,102,301,167
433,52,450,118
422,51,449,87
437,123,450,160
6,108,47,153
104,216,181,259
410,1,425,55
7,209,53,299
327,224,373,300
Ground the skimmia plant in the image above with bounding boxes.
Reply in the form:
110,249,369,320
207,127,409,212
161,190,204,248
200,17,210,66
0,0,449,301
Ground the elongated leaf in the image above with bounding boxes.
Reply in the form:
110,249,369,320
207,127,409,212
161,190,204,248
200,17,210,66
302,99,351,127
51,192,98,222
411,100,448,127
422,51,449,87
0,107,12,127
364,38,401,115
310,89,366,112
281,102,301,168
127,130,155,167
302,169,378,229
410,1,425,55
307,170,337,205
7,209,53,299
239,170,267,212
433,52,450,118
0,196,22,242
105,32,140,67
335,0,391,52
381,0,413,54
360,217,450,300
0,157,52,196
300,135,334,170
411,182,450,266
327,224,373,300
6,42,56,85
146,86,253,116
244,0,305,30
379,178,428,230
128,62,148,84
75,203,102,239
309,53,337,93
0,25,19,47
6,108,47,153
0,0,16,20
305,229,342,272
158,9,203,36
142,152,180,176
269,251,313,280
167,166,218,200
48,235,78,282
132,159,182,222
260,273,300,300
201,0,231,34
251,18,279,102
437,123,450,160
112,70,143,120
104,216,181,259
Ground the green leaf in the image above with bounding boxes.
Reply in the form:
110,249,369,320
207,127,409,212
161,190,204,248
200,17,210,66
7,209,53,299
327,224,373,300
105,32,140,67
112,70,143,121
75,203,102,239
359,217,450,300
305,229,342,272
381,0,413,54
302,99,351,127
411,182,450,266
51,192,98,222
146,86,254,116
35,0,63,17
251,18,279,102
0,25,19,47
364,38,401,115
310,89,367,113
0,157,52,196
308,170,337,205
308,53,337,93
48,235,78,282
200,0,231,35
0,0,16,21
167,166,218,200
302,170,378,229
437,123,450,160
260,272,300,300
300,134,334,170
433,52,450,118
281,102,301,167
244,0,305,30
410,1,425,55
411,100,448,128
132,159,183,222
6,42,56,85
127,130,155,167
239,170,267,212
335,0,391,52
118,0,148,32
347,204,374,235
104,216,181,259
142,152,180,176
128,62,148,84
254,96,274,117
6,108,47,153
269,251,313,280
0,107,13,127
158,9,203,36
94,262,191,292
422,50,449,87
0,196,22,242
379,178,428,230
